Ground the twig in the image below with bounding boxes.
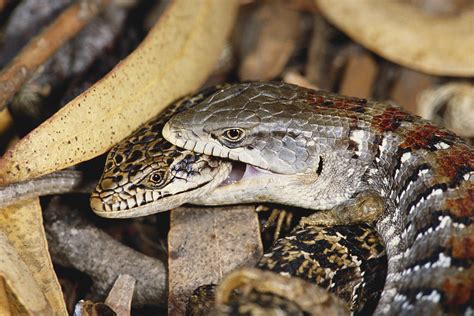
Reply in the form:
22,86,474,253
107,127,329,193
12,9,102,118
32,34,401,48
0,169,97,207
44,197,167,307
0,0,110,111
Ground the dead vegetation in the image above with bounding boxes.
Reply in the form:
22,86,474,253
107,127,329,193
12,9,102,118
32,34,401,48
0,0,472,315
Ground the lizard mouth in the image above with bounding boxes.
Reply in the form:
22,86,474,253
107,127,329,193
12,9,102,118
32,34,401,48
91,181,213,218
220,161,275,186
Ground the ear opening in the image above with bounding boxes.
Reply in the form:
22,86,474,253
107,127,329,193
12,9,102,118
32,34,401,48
316,156,324,175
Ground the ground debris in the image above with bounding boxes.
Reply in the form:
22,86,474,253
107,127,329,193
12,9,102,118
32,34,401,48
168,206,262,315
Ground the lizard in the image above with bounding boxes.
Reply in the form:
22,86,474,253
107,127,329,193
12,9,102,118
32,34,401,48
89,84,387,314
162,81,474,315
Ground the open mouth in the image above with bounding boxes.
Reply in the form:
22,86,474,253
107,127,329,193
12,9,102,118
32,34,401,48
220,161,274,186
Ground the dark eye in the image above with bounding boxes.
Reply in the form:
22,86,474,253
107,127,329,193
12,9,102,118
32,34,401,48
223,128,245,142
149,172,164,184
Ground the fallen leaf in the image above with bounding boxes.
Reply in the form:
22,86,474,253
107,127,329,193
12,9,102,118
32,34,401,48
0,0,238,185
168,206,263,315
316,0,474,76
0,198,67,315
417,83,474,138
0,230,52,315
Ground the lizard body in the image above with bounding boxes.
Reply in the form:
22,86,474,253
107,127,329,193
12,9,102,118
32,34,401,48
91,84,388,313
164,82,474,315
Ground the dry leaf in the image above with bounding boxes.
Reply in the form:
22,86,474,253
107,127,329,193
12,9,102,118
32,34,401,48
0,230,52,315
316,0,474,77
168,206,263,315
0,198,67,315
0,0,238,185
417,83,474,138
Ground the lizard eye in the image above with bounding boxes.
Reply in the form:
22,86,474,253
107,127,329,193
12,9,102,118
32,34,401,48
222,128,245,142
149,172,165,185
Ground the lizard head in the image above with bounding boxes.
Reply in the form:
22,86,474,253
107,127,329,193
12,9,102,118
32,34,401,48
90,99,232,218
163,82,322,175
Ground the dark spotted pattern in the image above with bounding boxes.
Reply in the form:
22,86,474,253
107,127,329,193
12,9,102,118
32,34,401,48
91,85,229,214
258,223,386,315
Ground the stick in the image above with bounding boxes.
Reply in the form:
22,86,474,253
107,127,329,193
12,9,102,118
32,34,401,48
0,0,110,111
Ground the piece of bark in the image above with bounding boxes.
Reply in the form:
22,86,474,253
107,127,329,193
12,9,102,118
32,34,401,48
43,197,166,307
371,61,399,101
237,0,301,81
10,4,128,132
339,49,377,98
168,206,263,315
105,274,135,316
389,68,438,113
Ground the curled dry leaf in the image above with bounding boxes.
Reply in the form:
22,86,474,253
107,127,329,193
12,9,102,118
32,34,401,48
0,0,238,185
418,82,474,138
0,198,67,315
316,0,474,77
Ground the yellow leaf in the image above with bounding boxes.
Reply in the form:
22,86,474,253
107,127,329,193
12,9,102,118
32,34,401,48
0,231,51,315
315,0,474,76
0,199,67,315
0,0,238,184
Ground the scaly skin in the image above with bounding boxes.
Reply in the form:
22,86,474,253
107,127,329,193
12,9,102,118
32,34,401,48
92,84,388,313
163,82,474,315
188,222,387,315
90,85,233,218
